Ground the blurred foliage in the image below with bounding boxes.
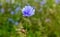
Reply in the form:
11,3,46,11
0,0,60,37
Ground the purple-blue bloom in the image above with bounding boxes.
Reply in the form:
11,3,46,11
6,0,10,2
8,18,13,21
15,7,20,12
40,1,45,5
8,18,15,23
15,22,19,25
0,3,2,6
55,0,59,4
6,0,10,3
1,8,5,13
22,5,35,16
11,11,15,15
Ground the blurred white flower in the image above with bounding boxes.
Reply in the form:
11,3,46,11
45,18,51,22
11,0,15,4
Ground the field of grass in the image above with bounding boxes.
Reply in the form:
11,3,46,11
0,0,60,37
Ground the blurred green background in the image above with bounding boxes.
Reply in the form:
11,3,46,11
0,0,60,37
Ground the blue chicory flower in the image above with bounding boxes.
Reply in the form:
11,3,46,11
15,22,19,25
1,8,5,13
11,11,15,15
8,18,15,23
0,3,2,6
55,0,59,4
6,0,10,3
8,18,13,21
40,1,45,6
22,5,35,16
15,7,20,12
